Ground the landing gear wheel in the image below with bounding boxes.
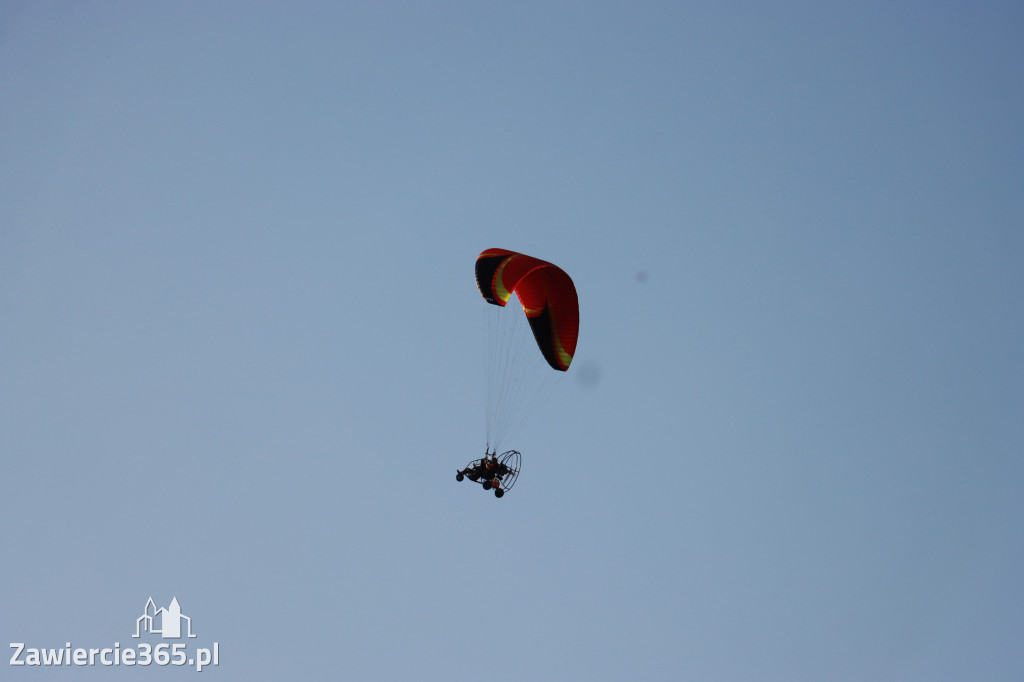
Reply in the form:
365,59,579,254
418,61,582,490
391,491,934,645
456,472,464,482
494,488,505,498
482,479,492,490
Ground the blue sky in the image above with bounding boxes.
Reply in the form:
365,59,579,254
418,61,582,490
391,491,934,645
2,2,1022,680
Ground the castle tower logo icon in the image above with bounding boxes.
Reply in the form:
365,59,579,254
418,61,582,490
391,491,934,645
133,597,197,639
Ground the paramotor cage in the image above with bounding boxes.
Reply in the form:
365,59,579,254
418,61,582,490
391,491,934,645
456,450,521,498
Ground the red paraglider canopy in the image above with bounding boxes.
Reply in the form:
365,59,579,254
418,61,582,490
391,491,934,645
475,248,579,371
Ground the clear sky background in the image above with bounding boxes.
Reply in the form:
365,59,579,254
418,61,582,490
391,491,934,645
2,2,1022,680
